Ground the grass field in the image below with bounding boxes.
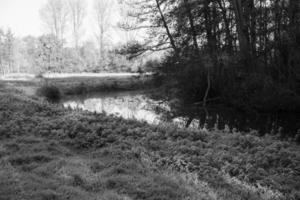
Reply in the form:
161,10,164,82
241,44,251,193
0,85,299,200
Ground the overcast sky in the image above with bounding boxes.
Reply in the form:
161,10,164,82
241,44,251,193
0,0,126,45
0,0,47,36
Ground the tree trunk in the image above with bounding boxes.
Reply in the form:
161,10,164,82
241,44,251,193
155,0,178,54
249,0,256,57
183,0,199,53
203,1,216,107
232,0,252,70
203,67,211,107
217,0,233,54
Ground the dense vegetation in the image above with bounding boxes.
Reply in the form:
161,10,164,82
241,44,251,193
121,0,300,113
1,85,299,200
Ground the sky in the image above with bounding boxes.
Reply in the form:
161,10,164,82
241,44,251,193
0,0,130,45
0,0,47,36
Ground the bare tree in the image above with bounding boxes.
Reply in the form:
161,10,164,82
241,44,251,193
3,30,15,73
119,0,179,56
40,0,69,43
68,0,86,50
117,0,139,45
93,0,114,62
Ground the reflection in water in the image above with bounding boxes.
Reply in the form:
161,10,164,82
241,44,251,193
63,91,300,136
64,93,162,125
63,92,199,129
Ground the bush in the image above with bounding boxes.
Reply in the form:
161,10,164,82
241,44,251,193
35,73,44,79
36,85,61,103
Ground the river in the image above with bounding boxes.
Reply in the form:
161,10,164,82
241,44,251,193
63,90,300,137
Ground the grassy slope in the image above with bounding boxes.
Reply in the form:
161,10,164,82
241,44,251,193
0,85,299,200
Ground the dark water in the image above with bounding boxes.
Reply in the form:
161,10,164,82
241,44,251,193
63,90,300,137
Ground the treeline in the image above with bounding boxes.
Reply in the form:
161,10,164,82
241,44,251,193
0,0,147,74
122,0,300,113
0,30,141,74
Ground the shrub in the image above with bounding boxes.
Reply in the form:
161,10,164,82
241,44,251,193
36,85,61,103
35,73,44,79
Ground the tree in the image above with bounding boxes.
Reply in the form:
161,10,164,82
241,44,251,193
231,0,252,70
117,0,139,45
0,29,4,74
22,36,40,73
2,29,15,73
183,0,199,53
93,0,114,63
40,0,69,43
120,0,179,57
36,34,63,73
68,0,87,50
80,41,98,72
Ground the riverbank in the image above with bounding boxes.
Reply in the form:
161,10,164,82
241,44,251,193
153,73,300,114
0,86,299,200
0,73,153,97
45,74,153,96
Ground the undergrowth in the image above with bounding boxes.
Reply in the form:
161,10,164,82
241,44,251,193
0,89,299,200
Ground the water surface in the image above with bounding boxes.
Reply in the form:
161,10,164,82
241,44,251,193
63,91,300,137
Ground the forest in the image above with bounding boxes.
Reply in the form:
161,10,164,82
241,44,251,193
119,0,300,113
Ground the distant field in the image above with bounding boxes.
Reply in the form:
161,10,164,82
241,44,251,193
0,73,151,81
0,73,36,81
0,73,154,96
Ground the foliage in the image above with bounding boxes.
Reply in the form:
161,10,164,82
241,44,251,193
36,35,64,73
116,41,146,59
